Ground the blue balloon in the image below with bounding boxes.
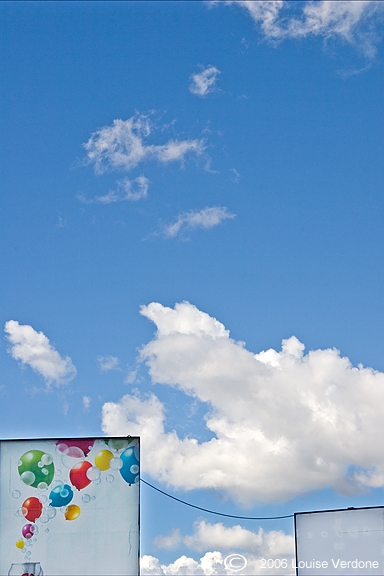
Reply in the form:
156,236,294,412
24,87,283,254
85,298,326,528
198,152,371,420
49,483,74,507
119,446,140,485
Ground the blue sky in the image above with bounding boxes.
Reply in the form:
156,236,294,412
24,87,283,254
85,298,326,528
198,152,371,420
1,1,384,573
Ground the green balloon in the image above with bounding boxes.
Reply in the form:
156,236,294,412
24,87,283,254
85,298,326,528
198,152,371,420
18,450,55,488
106,438,129,451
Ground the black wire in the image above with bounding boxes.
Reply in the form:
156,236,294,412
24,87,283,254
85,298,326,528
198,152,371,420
140,478,294,520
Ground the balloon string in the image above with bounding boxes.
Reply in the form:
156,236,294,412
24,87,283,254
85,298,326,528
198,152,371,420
140,479,294,520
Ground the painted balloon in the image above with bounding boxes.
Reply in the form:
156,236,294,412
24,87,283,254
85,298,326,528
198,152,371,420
94,449,113,471
22,497,42,522
18,450,54,488
70,460,92,490
106,438,129,451
56,439,94,457
15,539,24,550
119,446,140,485
49,483,74,507
65,504,81,521
22,523,36,540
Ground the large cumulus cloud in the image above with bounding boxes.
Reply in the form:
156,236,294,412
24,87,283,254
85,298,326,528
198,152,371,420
102,301,384,504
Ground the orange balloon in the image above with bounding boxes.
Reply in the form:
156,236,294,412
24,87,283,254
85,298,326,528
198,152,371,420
65,504,81,521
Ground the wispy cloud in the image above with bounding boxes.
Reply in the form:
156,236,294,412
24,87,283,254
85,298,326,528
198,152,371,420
82,395,91,411
78,176,149,204
220,1,384,57
4,320,77,387
189,65,221,96
83,114,205,175
97,355,121,371
162,206,235,238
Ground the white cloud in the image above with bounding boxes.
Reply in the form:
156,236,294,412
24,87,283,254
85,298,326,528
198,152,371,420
82,395,91,411
79,176,150,204
4,320,77,387
97,355,121,371
154,528,182,550
163,207,235,238
156,521,294,556
221,1,384,57
83,114,205,175
141,546,293,575
102,301,384,505
190,66,221,96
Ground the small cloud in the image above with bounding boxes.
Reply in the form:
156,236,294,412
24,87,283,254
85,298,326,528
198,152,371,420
56,215,67,228
83,395,91,411
83,114,205,175
97,355,121,372
125,369,138,384
4,320,77,387
189,65,221,97
78,176,150,204
162,206,235,238
154,528,181,550
230,168,241,182
336,63,372,78
224,1,384,58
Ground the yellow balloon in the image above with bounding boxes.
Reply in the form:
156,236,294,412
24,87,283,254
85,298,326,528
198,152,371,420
65,504,81,521
95,449,113,471
16,539,24,549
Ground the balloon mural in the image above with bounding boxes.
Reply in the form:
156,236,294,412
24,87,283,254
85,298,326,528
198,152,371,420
9,438,139,571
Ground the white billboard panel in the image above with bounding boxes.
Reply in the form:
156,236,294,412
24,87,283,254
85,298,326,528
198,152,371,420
295,506,384,575
0,437,139,576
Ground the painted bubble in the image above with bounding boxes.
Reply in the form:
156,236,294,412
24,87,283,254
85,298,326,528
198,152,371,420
47,506,56,519
39,511,49,524
41,453,53,466
82,493,91,503
110,457,123,471
106,474,114,483
61,445,86,468
20,471,35,486
86,466,101,481
12,490,21,499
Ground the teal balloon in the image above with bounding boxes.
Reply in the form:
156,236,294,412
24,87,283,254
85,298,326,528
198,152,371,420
49,483,73,507
18,450,55,488
119,446,139,485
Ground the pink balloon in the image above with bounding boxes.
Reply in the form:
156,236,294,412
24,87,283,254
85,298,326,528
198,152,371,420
22,523,35,539
56,439,94,456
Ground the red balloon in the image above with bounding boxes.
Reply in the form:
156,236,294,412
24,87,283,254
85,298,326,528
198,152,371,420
70,460,92,490
22,497,42,522
56,439,95,456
